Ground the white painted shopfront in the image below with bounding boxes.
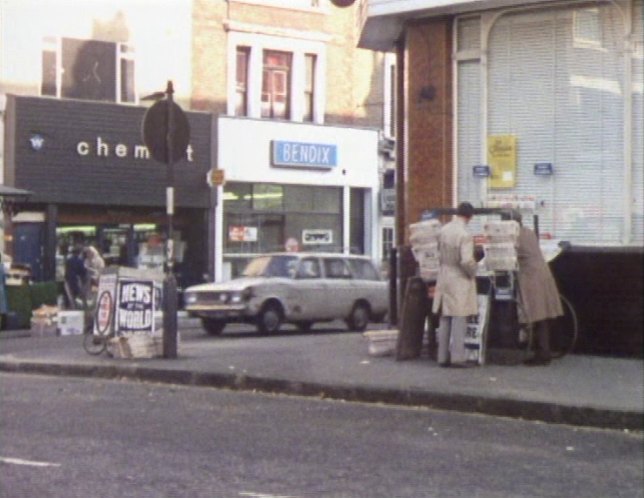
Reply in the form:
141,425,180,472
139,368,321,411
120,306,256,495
215,116,380,280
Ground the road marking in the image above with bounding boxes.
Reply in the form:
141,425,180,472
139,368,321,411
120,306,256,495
239,492,300,498
0,457,61,468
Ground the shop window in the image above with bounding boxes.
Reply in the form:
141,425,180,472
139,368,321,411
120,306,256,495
381,227,394,264
285,185,315,212
252,184,284,211
41,36,136,103
223,183,253,211
350,188,365,254
313,187,342,214
262,50,292,119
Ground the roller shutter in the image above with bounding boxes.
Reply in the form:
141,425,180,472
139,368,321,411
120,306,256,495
456,2,643,245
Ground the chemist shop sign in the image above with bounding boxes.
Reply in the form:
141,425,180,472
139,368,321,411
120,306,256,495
116,280,156,335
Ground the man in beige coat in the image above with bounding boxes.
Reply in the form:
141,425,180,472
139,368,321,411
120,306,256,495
432,202,478,367
515,216,563,365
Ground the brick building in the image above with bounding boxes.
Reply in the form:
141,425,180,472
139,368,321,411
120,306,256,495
0,0,396,291
358,0,643,356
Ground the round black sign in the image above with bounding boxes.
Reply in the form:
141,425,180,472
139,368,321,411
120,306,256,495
141,100,191,164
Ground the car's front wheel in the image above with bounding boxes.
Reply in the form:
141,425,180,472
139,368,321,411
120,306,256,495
257,302,282,334
202,318,226,336
346,303,370,332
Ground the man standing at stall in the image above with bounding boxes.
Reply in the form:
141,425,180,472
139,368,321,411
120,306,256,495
432,202,478,367
515,214,563,366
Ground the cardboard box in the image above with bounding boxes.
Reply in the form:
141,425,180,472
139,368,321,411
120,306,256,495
57,310,85,336
30,317,58,337
363,329,398,357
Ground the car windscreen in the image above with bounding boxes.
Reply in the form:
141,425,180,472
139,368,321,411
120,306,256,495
242,255,299,278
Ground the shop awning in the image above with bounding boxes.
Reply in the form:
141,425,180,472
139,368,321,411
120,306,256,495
0,184,33,215
0,185,33,197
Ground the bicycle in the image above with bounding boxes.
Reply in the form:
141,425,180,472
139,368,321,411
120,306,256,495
520,293,578,359
82,291,115,356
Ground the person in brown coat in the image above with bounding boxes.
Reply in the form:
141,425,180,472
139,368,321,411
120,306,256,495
515,215,563,365
432,202,478,367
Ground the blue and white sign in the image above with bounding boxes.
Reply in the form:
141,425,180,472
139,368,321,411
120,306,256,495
272,140,337,169
473,165,491,178
534,162,554,176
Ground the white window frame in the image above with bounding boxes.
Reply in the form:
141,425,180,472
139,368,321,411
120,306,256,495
40,36,137,104
383,52,396,139
227,31,326,124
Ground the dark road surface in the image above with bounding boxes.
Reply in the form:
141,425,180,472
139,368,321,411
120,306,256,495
1,373,642,498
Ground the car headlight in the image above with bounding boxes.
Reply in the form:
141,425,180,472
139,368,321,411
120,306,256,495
230,288,254,304
184,293,197,304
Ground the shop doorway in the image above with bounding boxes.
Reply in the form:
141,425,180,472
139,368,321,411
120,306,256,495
13,222,45,281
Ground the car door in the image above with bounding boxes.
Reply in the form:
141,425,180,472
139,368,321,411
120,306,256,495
289,257,329,320
346,257,388,317
321,257,355,317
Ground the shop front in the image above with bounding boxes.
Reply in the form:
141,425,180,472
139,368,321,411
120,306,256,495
4,95,213,290
216,117,380,280
359,0,643,356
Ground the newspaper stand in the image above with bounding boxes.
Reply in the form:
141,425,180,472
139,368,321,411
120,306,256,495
415,207,524,365
93,266,165,359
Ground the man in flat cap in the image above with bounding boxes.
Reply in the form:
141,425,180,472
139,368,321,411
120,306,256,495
432,202,478,367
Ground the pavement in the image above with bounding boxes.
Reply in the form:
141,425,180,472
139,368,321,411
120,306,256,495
1,318,642,431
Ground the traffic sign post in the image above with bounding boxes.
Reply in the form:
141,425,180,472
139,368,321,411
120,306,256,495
141,81,190,359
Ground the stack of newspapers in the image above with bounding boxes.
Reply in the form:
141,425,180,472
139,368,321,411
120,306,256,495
409,219,442,281
483,220,520,271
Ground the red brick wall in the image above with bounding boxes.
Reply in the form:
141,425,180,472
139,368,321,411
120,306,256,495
401,18,453,243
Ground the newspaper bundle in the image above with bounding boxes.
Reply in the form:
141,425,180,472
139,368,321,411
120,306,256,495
483,220,520,271
409,219,442,281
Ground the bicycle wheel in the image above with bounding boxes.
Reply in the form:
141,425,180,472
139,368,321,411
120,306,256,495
83,332,106,355
550,294,578,359
82,315,108,356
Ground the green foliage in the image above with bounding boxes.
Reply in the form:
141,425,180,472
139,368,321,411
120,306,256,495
6,285,32,328
30,281,59,309
4,281,60,329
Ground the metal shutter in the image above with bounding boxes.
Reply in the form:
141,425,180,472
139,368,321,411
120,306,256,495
632,0,644,244
488,5,626,244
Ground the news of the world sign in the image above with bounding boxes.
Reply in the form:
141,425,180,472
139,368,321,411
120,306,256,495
117,280,154,334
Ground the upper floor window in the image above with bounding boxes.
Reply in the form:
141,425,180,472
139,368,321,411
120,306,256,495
236,46,250,116
383,53,396,138
41,36,135,103
261,50,292,119
303,54,316,122
227,31,325,123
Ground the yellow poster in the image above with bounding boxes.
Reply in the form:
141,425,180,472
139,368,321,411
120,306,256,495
487,135,517,189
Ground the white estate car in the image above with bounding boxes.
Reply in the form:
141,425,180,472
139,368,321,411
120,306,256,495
183,253,389,335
